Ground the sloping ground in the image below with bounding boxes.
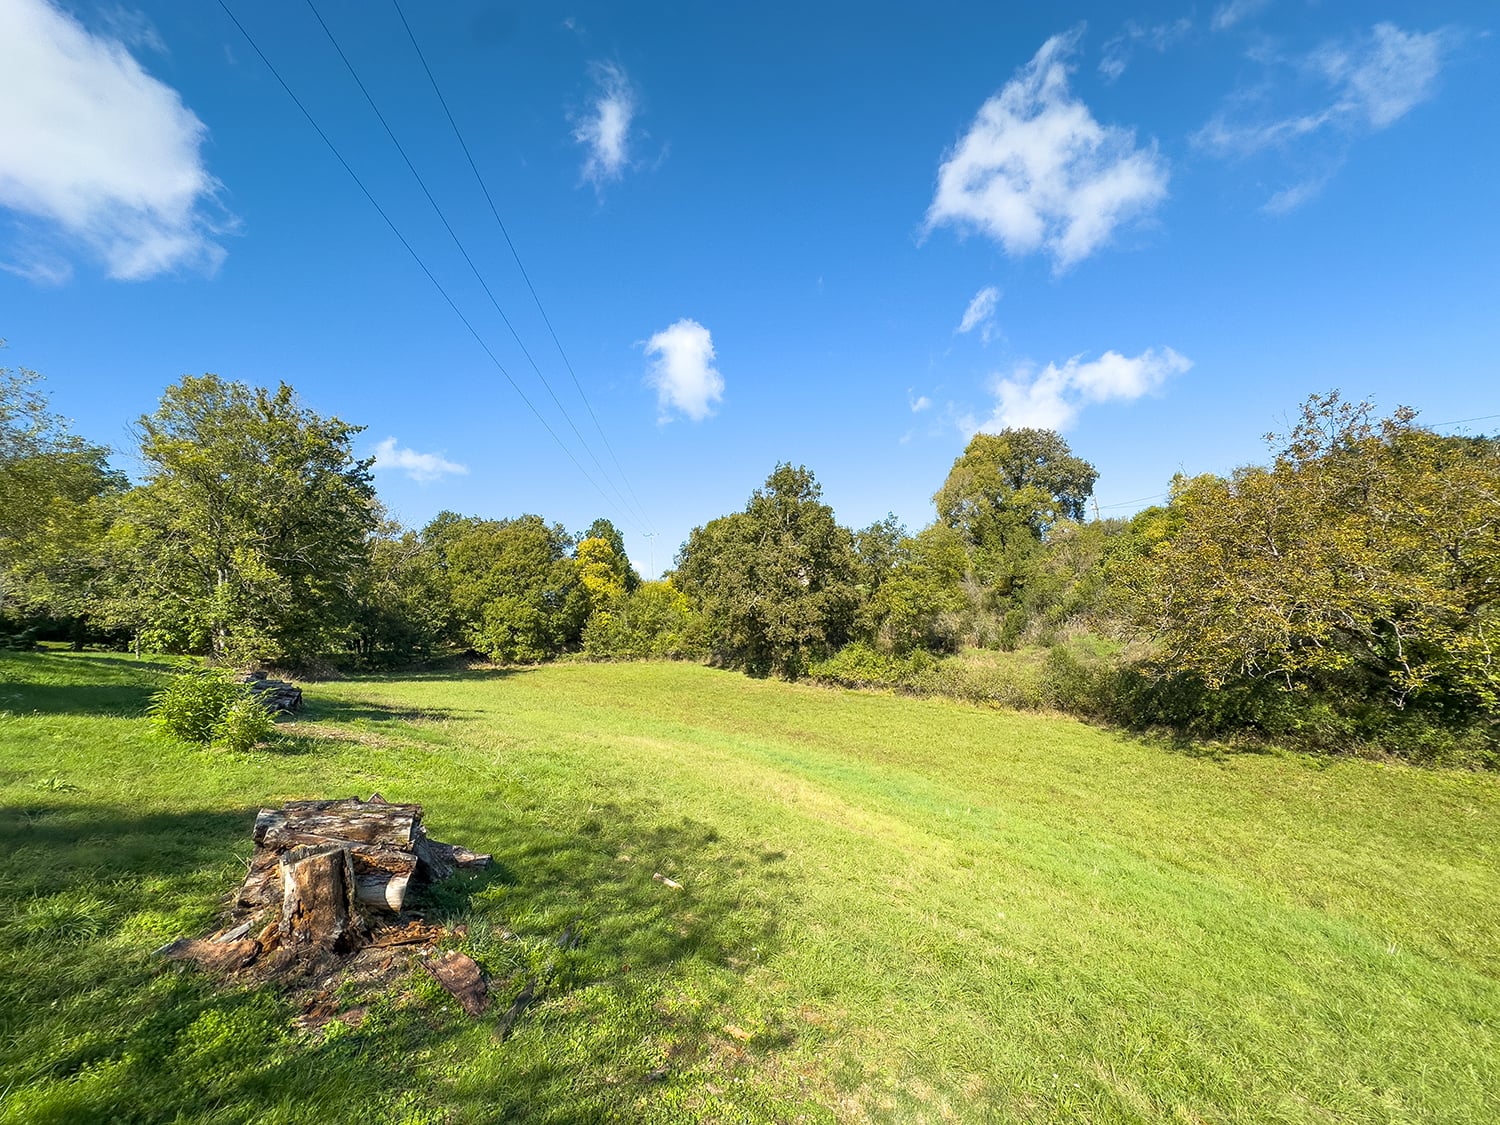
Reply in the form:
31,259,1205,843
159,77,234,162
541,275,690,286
1,651,1496,1123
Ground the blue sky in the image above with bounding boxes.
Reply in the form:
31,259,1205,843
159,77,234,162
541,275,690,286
3,0,1497,576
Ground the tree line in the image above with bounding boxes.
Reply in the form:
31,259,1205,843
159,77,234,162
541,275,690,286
3,368,1496,764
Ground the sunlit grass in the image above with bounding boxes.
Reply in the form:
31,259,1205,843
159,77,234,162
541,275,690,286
1,650,1497,1123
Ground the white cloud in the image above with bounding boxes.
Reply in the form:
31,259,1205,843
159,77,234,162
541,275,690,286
1099,19,1192,82
976,347,1192,432
926,29,1169,272
645,318,724,422
1212,0,1272,33
1196,23,1457,209
572,61,636,186
372,438,469,483
956,285,1001,342
909,393,933,414
0,0,229,281
1319,23,1450,129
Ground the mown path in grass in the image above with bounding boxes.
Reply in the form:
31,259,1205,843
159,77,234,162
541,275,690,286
1,651,1497,1124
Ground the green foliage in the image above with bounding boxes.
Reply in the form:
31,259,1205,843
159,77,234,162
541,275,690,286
212,693,277,753
675,464,861,679
582,580,707,659
116,375,377,665
1131,393,1500,726
148,668,254,745
0,366,125,628
582,517,641,591
860,524,969,654
934,428,1098,549
348,516,453,665
441,514,586,663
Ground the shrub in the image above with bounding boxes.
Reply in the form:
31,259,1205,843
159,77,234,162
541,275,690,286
213,694,277,752
149,669,275,750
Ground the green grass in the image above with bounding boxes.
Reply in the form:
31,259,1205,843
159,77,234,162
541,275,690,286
1,649,1497,1123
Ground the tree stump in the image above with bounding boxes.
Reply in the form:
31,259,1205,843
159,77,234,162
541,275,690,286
278,843,365,952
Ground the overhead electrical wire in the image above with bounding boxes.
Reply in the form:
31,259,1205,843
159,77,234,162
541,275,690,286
214,0,635,531
389,0,656,537
300,0,652,537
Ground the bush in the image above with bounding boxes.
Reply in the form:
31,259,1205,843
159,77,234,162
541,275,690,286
213,694,277,752
149,669,275,750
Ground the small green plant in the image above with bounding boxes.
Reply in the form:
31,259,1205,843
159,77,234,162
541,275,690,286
149,669,275,750
213,694,276,752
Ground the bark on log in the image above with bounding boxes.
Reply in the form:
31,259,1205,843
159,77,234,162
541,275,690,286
255,798,421,850
278,843,365,952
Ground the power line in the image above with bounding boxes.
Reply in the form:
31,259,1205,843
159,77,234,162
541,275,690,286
215,0,627,527
1426,412,1500,429
391,0,657,537
301,0,651,536
1095,492,1168,511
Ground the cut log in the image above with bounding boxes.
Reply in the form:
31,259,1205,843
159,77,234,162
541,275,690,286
278,843,366,952
239,838,417,913
255,798,421,850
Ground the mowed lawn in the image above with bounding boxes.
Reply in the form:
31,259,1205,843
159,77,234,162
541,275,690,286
1,652,1496,1124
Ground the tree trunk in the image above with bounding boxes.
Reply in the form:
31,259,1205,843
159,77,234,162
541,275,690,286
278,843,365,952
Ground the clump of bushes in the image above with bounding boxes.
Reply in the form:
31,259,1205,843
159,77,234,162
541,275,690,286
149,669,276,751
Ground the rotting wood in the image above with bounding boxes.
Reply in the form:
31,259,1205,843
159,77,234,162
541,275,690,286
423,950,488,1016
279,843,365,952
160,794,495,1027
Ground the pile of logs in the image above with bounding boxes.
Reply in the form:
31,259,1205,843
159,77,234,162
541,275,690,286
159,795,492,1010
238,673,303,714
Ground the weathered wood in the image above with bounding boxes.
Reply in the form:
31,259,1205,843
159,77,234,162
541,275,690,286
240,839,417,913
413,833,493,882
278,843,365,952
422,950,488,1016
348,844,417,913
254,798,421,850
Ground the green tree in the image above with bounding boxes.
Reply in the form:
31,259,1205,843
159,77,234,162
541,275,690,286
862,524,969,654
443,515,586,663
582,579,706,660
0,366,125,632
675,464,860,679
348,513,453,664
117,374,376,663
1133,393,1500,717
582,517,641,591
934,429,1098,549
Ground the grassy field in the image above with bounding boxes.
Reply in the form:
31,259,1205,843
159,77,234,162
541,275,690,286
1,650,1497,1124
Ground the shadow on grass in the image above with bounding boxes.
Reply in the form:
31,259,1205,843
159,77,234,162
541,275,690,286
0,794,792,1124
0,650,179,718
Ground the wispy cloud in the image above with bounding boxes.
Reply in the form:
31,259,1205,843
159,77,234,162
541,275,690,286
1195,23,1459,210
971,347,1192,433
955,285,1001,343
372,438,469,483
572,61,636,187
0,0,230,281
909,392,933,414
1099,18,1192,82
926,29,1169,272
1212,0,1272,33
645,318,724,422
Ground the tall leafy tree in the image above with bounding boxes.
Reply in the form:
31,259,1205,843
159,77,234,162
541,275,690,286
443,515,586,663
0,366,124,628
1133,393,1500,715
119,374,376,663
934,429,1098,549
675,464,860,678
